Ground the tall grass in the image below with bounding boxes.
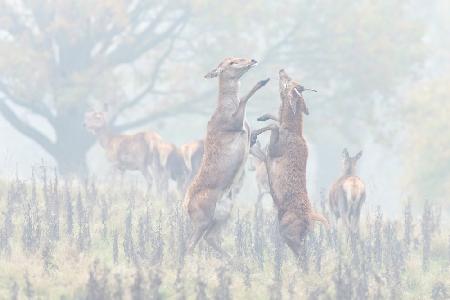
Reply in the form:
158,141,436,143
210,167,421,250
0,167,448,299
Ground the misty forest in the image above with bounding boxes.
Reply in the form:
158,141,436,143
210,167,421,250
0,1,449,299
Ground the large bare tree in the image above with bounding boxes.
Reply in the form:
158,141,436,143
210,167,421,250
0,1,190,174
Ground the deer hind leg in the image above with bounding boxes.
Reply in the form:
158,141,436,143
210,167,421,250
310,211,330,229
141,167,153,190
256,185,264,203
187,221,211,254
349,194,365,235
186,189,220,254
279,217,309,257
116,166,125,186
204,220,230,259
338,190,349,230
157,172,169,199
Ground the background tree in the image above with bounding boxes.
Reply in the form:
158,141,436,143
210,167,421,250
0,0,446,207
184,0,426,187
0,1,190,174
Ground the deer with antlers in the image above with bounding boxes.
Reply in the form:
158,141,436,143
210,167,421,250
251,69,328,257
84,107,161,187
184,57,269,257
329,149,366,233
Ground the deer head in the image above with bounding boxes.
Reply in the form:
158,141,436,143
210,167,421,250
84,109,108,135
279,69,316,116
204,57,258,80
342,148,363,176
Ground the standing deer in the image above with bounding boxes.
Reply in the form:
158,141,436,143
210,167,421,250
180,139,204,189
248,141,270,203
154,141,188,196
84,108,160,188
185,57,269,257
329,149,366,233
251,69,328,257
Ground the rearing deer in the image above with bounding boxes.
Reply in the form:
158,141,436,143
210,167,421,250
185,57,269,257
329,149,366,232
251,69,328,257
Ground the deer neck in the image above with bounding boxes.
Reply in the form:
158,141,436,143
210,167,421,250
217,77,240,112
279,97,304,135
342,166,356,177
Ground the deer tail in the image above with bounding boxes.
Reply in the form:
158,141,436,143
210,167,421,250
310,211,330,230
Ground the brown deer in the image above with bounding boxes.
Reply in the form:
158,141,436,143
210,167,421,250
329,149,366,232
248,141,270,202
185,57,269,257
180,139,204,188
84,108,160,187
154,141,188,196
251,69,328,257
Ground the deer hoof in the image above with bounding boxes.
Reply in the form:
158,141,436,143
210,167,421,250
250,133,258,147
259,78,270,86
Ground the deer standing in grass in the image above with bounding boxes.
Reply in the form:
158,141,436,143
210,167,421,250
185,57,269,257
180,139,204,188
84,108,160,187
329,149,365,233
251,69,328,257
154,141,188,196
248,141,270,203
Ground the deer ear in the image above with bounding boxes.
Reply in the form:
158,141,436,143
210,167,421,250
342,148,350,159
354,150,363,160
204,67,221,79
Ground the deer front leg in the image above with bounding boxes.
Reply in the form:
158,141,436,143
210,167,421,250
250,123,279,147
240,78,270,103
231,78,270,128
257,113,279,122
249,145,266,162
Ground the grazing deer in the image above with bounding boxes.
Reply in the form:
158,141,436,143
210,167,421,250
84,108,159,187
185,57,269,257
248,141,270,202
329,149,366,232
251,69,328,257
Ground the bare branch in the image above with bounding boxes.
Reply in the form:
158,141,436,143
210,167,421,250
0,82,55,124
260,21,300,63
114,89,214,131
0,98,55,155
105,10,190,66
110,22,184,124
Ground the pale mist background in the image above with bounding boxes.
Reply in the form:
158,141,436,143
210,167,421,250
0,0,449,217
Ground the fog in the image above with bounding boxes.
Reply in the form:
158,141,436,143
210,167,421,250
0,1,449,299
0,1,448,215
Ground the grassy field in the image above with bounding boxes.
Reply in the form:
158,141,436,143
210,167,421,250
0,168,448,299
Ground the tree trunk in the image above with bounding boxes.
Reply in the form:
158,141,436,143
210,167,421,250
52,111,95,176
